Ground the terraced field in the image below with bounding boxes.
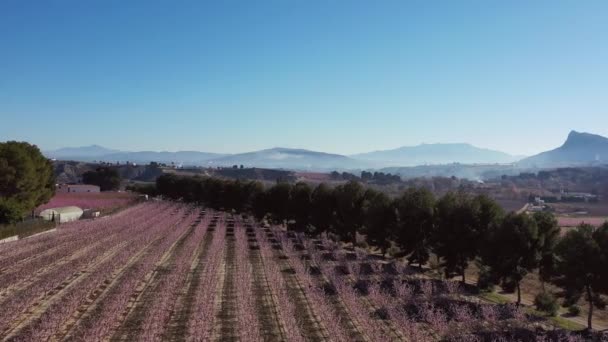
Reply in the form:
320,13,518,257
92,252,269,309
0,202,585,341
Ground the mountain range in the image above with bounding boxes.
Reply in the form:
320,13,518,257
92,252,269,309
351,143,520,166
44,143,520,170
43,131,608,172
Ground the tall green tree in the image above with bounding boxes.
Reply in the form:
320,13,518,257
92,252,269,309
482,213,540,306
394,188,435,269
309,183,335,235
363,189,396,256
332,181,365,243
289,182,312,232
265,182,292,225
434,193,503,283
533,211,560,291
0,141,55,224
553,224,608,330
240,181,264,213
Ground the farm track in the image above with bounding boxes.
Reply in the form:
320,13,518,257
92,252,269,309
0,239,130,340
0,203,148,268
246,226,286,341
351,281,406,341
215,219,239,342
296,254,368,342
109,211,201,341
55,235,167,342
250,251,286,341
271,249,328,341
0,209,189,340
0,241,103,300
52,209,195,341
163,216,214,341
0,203,168,277
0,203,178,303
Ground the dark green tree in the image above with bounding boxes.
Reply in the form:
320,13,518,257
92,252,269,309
265,182,292,225
553,224,607,330
289,182,312,232
394,188,435,269
82,167,121,191
482,213,540,306
309,183,335,235
363,189,396,256
533,211,560,291
0,141,55,224
332,181,365,243
240,181,264,213
433,192,478,282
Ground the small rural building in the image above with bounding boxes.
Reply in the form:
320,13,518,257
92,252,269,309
39,206,84,223
82,209,101,219
57,184,101,193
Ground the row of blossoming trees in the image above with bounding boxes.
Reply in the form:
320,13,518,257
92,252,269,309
155,174,608,330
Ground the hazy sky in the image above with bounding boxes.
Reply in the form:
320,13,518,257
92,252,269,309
1,1,607,156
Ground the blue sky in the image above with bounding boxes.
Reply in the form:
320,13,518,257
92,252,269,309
1,1,607,156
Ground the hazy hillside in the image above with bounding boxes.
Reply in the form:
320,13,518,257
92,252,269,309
45,146,225,165
208,147,364,170
352,143,520,166
99,151,225,165
45,145,120,160
519,131,608,168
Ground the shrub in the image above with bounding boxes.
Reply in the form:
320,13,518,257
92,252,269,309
534,292,559,316
387,245,400,258
0,198,24,225
477,266,495,292
355,239,369,249
593,294,606,309
567,305,581,316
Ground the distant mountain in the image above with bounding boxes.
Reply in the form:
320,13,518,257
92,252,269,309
99,151,225,165
351,143,520,166
45,145,361,170
208,147,363,170
519,131,608,168
44,146,225,165
45,145,119,160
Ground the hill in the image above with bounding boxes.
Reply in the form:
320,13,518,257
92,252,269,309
519,131,608,168
351,143,520,166
99,151,225,165
44,146,225,165
45,145,119,160
208,147,363,170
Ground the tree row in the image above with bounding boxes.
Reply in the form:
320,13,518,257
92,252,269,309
154,174,608,330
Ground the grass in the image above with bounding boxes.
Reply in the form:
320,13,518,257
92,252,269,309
479,290,586,331
478,291,511,304
0,219,56,241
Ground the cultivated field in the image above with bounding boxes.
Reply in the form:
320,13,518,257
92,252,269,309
0,202,584,341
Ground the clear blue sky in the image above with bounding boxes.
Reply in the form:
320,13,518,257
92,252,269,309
1,1,607,156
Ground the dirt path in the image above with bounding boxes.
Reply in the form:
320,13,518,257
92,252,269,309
274,232,367,342
0,240,104,300
260,228,328,342
246,224,286,341
54,208,195,341
215,218,239,342
1,239,130,340
0,204,174,298
51,234,170,342
163,217,215,341
109,212,200,341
